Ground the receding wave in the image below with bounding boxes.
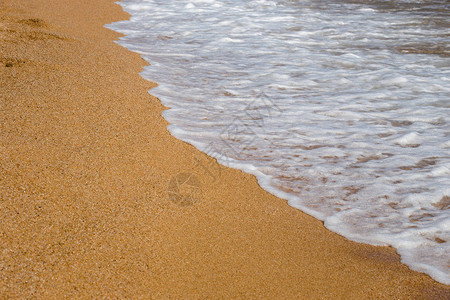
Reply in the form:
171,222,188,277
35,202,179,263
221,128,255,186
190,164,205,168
107,0,450,284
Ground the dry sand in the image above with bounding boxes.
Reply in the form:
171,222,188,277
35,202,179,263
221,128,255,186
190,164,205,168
0,0,449,298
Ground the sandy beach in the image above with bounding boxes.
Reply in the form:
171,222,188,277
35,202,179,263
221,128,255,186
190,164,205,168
1,0,449,298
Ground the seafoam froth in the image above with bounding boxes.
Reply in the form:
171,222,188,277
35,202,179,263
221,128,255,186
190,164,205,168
107,0,450,284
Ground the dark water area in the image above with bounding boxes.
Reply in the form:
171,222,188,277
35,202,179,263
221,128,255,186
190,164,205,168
306,0,450,56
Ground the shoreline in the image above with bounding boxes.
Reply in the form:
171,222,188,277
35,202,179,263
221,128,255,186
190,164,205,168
1,0,449,298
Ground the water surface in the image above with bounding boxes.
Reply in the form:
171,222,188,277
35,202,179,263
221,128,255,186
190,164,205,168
108,0,450,284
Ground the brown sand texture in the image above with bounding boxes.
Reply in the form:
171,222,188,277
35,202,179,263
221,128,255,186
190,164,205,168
0,0,449,298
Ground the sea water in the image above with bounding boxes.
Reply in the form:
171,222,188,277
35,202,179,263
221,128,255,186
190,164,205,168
107,0,450,284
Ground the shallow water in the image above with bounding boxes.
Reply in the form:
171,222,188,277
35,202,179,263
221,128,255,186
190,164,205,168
107,0,450,284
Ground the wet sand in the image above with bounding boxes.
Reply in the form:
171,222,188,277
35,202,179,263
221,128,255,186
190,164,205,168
0,0,449,298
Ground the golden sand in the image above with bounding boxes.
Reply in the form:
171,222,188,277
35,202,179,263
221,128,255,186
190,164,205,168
1,0,449,298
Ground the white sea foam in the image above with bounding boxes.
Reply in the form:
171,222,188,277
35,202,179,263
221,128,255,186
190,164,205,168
108,0,450,284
